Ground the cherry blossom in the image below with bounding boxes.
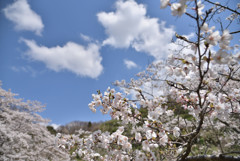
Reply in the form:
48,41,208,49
160,0,170,8
206,31,221,46
171,3,186,16
212,50,231,64
56,1,240,160
0,83,69,161
219,30,233,50
173,127,180,137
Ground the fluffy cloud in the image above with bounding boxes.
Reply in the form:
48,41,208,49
97,0,175,59
124,59,138,69
3,0,44,35
22,39,103,78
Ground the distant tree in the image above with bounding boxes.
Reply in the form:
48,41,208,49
0,82,70,161
99,119,121,133
57,121,103,134
87,121,92,129
57,125,70,134
47,125,57,136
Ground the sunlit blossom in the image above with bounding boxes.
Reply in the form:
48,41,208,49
171,3,186,16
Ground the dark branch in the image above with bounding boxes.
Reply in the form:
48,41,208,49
230,30,240,34
217,118,240,134
205,0,240,15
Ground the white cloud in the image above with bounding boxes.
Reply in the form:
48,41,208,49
3,0,44,35
80,33,92,42
22,39,103,79
97,0,175,59
124,59,138,69
11,65,37,77
50,123,61,130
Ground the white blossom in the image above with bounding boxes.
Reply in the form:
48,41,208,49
135,132,142,142
171,3,186,16
142,140,150,151
197,1,205,15
159,134,168,146
212,50,231,64
219,30,232,50
206,31,221,46
160,0,170,8
173,127,180,137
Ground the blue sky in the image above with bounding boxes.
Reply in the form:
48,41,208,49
0,0,238,126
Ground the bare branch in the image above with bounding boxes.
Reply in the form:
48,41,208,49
205,0,240,15
230,30,240,34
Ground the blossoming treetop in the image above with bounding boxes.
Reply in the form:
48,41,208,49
64,0,240,160
0,82,70,161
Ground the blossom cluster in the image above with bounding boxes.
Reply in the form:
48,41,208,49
62,0,240,160
0,83,70,161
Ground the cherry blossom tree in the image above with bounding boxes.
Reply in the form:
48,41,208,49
0,82,70,161
58,0,240,161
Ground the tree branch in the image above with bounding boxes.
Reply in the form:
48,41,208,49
230,30,240,34
205,0,240,15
